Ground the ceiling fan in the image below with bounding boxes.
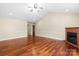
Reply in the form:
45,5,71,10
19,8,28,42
27,3,44,12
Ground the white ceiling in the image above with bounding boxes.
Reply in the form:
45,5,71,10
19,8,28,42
0,3,79,23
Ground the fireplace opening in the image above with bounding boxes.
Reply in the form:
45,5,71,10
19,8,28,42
67,32,77,45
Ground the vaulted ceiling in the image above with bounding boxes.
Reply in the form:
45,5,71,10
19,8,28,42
0,3,79,23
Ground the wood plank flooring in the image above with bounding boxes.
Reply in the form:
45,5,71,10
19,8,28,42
0,36,79,56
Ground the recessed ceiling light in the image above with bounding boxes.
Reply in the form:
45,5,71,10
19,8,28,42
9,12,13,16
65,9,69,12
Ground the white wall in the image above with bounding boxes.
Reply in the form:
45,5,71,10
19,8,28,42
36,12,79,40
0,18,27,41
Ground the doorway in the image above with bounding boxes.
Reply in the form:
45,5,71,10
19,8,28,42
27,22,36,37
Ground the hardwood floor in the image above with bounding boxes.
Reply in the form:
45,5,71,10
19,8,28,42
0,36,79,56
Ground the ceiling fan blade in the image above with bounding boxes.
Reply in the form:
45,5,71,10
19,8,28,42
37,10,40,12
28,6,31,8
30,9,33,12
39,7,43,9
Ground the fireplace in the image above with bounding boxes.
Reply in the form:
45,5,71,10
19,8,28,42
67,32,77,45
66,27,79,48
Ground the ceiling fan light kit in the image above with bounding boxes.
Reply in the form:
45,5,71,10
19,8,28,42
27,3,43,13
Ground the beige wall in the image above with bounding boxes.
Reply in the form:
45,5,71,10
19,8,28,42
36,13,79,40
0,18,27,41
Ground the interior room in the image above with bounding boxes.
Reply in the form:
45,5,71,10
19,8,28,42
0,3,79,56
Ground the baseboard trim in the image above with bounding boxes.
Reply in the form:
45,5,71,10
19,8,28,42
0,36,27,41
36,35,65,40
